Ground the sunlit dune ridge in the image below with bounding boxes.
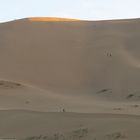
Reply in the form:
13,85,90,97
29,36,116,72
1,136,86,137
28,17,80,22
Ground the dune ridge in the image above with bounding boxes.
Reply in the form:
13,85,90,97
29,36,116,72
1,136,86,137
28,17,80,22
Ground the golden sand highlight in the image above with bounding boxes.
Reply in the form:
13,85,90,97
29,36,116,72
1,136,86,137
28,17,80,22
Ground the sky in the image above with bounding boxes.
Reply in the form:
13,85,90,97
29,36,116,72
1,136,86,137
0,0,140,22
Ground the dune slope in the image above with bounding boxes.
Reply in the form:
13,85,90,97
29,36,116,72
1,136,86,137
1,17,140,139
1,18,140,110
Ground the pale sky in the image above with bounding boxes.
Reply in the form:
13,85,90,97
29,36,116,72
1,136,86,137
0,0,140,22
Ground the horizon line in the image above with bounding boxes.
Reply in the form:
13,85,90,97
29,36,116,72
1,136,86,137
0,16,140,23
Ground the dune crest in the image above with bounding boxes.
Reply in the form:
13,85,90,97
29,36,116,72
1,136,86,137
28,17,80,22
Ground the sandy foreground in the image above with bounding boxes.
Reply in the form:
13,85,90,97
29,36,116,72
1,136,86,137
0,17,140,139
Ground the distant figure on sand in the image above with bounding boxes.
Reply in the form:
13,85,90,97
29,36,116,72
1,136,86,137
107,52,112,57
62,108,66,112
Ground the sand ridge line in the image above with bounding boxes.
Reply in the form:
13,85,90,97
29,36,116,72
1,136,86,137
28,17,81,22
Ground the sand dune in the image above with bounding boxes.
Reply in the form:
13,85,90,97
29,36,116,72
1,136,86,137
1,17,140,139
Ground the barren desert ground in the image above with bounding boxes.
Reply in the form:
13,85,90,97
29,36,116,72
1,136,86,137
0,17,140,139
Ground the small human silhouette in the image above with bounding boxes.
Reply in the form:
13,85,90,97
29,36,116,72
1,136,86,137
107,53,112,57
62,108,65,112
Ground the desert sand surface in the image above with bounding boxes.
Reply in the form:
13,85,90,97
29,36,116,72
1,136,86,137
0,110,140,140
0,17,140,139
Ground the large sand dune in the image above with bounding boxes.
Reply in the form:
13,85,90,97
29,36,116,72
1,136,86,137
1,17,140,139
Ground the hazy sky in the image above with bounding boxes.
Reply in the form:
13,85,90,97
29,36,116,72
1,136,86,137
0,0,140,22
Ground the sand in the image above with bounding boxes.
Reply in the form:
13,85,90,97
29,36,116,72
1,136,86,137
28,17,80,21
0,17,140,139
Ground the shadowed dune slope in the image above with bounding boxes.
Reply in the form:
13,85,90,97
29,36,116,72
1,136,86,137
1,18,140,112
